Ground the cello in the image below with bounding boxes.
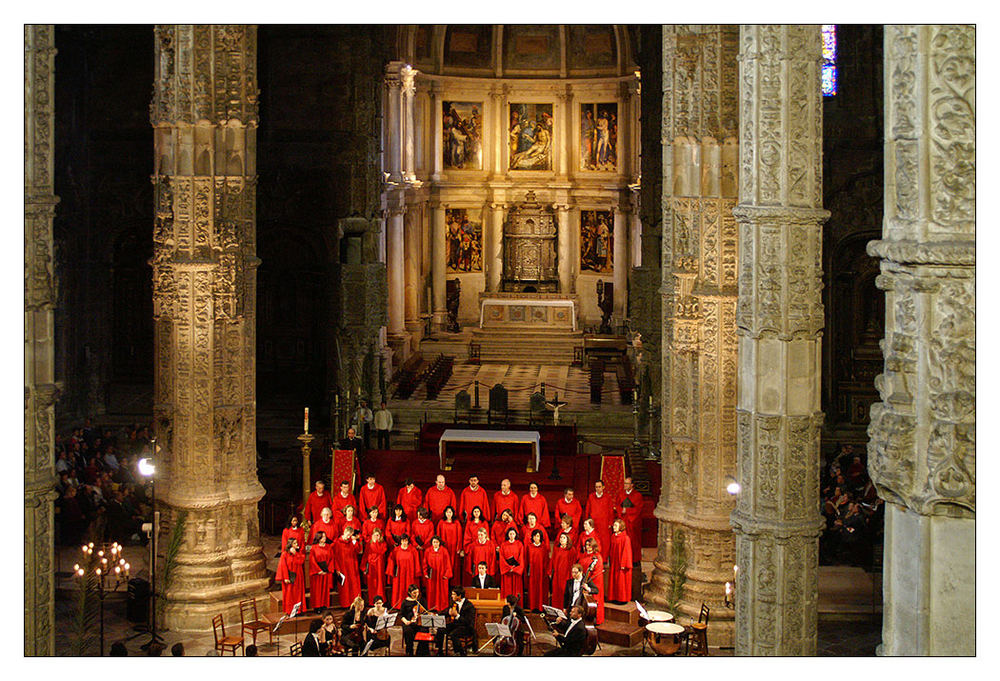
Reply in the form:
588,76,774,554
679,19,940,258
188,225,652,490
580,559,600,655
494,596,523,656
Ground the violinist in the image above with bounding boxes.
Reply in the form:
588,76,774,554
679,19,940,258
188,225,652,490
302,618,324,657
341,595,367,655
397,584,427,656
319,610,344,656
434,586,476,656
364,595,391,654
562,563,599,613
543,604,587,656
471,561,497,589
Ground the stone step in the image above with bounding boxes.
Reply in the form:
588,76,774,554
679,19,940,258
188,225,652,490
596,620,644,647
604,600,640,626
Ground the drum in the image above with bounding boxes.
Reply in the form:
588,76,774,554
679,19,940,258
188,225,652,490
641,609,674,625
644,622,685,656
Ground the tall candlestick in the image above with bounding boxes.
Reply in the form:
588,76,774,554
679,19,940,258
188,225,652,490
304,407,309,434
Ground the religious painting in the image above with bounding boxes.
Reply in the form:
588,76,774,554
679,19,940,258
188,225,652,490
580,210,614,273
567,26,617,70
503,26,561,70
580,103,618,172
445,208,483,273
509,103,553,171
444,25,493,69
442,101,483,170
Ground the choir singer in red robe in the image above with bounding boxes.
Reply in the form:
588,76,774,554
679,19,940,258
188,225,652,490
358,474,387,520
498,527,525,601
385,504,410,548
467,526,497,583
333,526,363,607
607,518,633,603
492,509,518,547
309,532,334,611
275,537,306,615
422,536,453,611
578,538,605,625
436,506,464,579
577,517,601,555
386,535,421,609
616,476,644,564
525,529,549,612
331,481,357,517
281,514,305,559
410,507,435,555
518,483,551,528
554,487,583,532
361,505,385,544
425,475,457,523
584,480,614,560
303,480,331,526
396,479,422,520
549,533,576,607
362,528,388,601
310,507,337,544
462,506,489,576
493,478,518,522
459,475,490,523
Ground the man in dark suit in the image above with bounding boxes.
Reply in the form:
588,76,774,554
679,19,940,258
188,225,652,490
563,563,599,612
471,561,498,589
340,426,366,480
302,618,324,656
544,605,587,656
436,586,477,656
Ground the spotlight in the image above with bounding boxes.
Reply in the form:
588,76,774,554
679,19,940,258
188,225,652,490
725,476,741,495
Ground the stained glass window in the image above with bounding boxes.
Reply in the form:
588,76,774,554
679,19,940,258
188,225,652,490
822,25,837,96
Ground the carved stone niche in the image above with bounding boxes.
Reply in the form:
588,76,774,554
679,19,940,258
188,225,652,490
501,191,558,293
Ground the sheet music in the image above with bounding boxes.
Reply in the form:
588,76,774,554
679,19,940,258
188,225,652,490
428,614,447,628
497,623,512,638
290,602,301,618
524,616,537,640
338,572,346,584
542,605,566,620
634,600,650,620
376,613,397,629
360,639,375,656
272,613,288,634
484,622,500,637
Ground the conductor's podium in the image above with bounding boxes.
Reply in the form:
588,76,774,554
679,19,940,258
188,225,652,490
467,587,505,641
597,601,644,647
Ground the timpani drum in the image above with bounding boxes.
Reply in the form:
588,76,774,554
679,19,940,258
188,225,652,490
644,622,685,656
641,609,674,625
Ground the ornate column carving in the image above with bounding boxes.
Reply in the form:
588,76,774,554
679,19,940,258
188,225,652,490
386,205,407,336
384,63,404,184
150,25,268,631
554,203,571,293
430,200,447,328
730,25,829,656
612,204,628,318
644,25,741,648
24,25,59,655
867,25,975,656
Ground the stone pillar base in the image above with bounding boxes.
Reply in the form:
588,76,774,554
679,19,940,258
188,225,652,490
643,564,735,648
163,576,270,632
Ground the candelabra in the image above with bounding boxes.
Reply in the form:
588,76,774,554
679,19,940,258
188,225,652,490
74,541,130,656
299,407,315,511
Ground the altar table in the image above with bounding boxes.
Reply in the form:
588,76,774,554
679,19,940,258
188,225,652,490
438,428,541,472
479,297,577,331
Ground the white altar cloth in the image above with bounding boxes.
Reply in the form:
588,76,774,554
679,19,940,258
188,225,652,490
479,297,577,331
438,429,541,472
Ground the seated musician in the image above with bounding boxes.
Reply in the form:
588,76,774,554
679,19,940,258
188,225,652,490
501,594,527,656
543,605,587,656
563,563,600,613
397,584,428,656
302,618,324,657
435,586,476,656
341,595,367,655
320,610,344,656
472,561,498,589
363,595,391,653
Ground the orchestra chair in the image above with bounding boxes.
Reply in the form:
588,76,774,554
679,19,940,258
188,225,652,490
685,603,709,656
240,598,273,647
212,614,245,656
447,631,477,656
289,641,302,657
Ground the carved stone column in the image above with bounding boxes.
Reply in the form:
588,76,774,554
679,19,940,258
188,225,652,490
612,205,628,319
24,24,59,656
731,25,829,655
430,200,447,328
150,25,268,631
489,201,506,292
644,25,740,648
386,205,406,336
555,203,571,293
867,25,975,656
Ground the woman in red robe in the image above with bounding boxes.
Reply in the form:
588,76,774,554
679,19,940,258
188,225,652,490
525,528,549,612
436,506,464,579
362,527,388,601
361,505,385,544
338,504,362,540
385,504,410,548
462,506,489,575
492,509,518,547
386,535,422,609
607,518,633,603
422,536,453,611
410,507,435,556
332,526,363,607
467,526,497,582
275,537,306,615
549,532,576,607
309,532,335,610
577,517,601,555
521,512,550,549
555,514,577,549
281,514,305,557
498,527,525,602
578,537,605,625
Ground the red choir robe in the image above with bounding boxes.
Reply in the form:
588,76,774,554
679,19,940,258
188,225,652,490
410,517,435,554
436,518,464,578
310,518,338,543
424,486,457,522
303,491,332,524
396,486,423,520
281,526,305,553
358,483,387,519
498,539,525,601
556,526,578,550
422,545,453,611
554,497,583,532
336,514,362,540
361,517,385,544
577,528,601,555
578,551,605,625
330,491,357,517
386,544,422,609
521,522,550,549
332,535,363,607
492,490,519,522
362,538,388,600
616,489,644,563
275,550,306,615
467,536,498,581
518,493,551,528
385,517,411,548
491,519,518,548
458,486,491,523
308,542,335,609
462,519,490,572
525,540,550,611
607,531,633,602
584,493,614,556
549,544,577,608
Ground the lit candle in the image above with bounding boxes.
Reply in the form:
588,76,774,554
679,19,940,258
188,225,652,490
304,407,309,434
725,582,732,596
734,564,739,580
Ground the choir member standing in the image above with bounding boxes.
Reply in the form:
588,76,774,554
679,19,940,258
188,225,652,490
498,527,525,602
275,538,306,615
493,478,518,522
337,504,362,539
386,535,422,609
310,507,338,544
396,478,422,520
577,517,601,554
303,480,331,526
281,514,305,558
518,483,551,529
331,480,357,517
333,525,363,606
386,504,410,548
556,514,577,549
607,518,633,603
578,538,605,625
554,487,583,532
584,480,614,560
468,526,497,583
425,475,457,523
525,529,550,612
423,536,453,611
362,528,388,601
436,505,464,579
522,512,550,548
492,508,518,547
410,507,435,555
462,506,489,576
549,532,577,608
459,475,490,523
309,532,335,611
361,505,385,543
616,476,644,564
358,474,387,520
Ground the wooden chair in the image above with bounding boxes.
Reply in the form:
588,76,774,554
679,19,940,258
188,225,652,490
212,614,245,656
686,603,710,656
240,598,273,647
289,641,302,657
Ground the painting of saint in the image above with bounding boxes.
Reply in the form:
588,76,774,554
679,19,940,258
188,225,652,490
443,101,483,170
445,208,483,273
580,103,618,172
509,103,553,171
580,210,614,273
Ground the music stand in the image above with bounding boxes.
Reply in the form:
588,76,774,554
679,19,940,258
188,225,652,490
478,621,512,653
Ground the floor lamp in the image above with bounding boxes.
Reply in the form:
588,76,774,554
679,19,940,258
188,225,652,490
138,453,164,651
